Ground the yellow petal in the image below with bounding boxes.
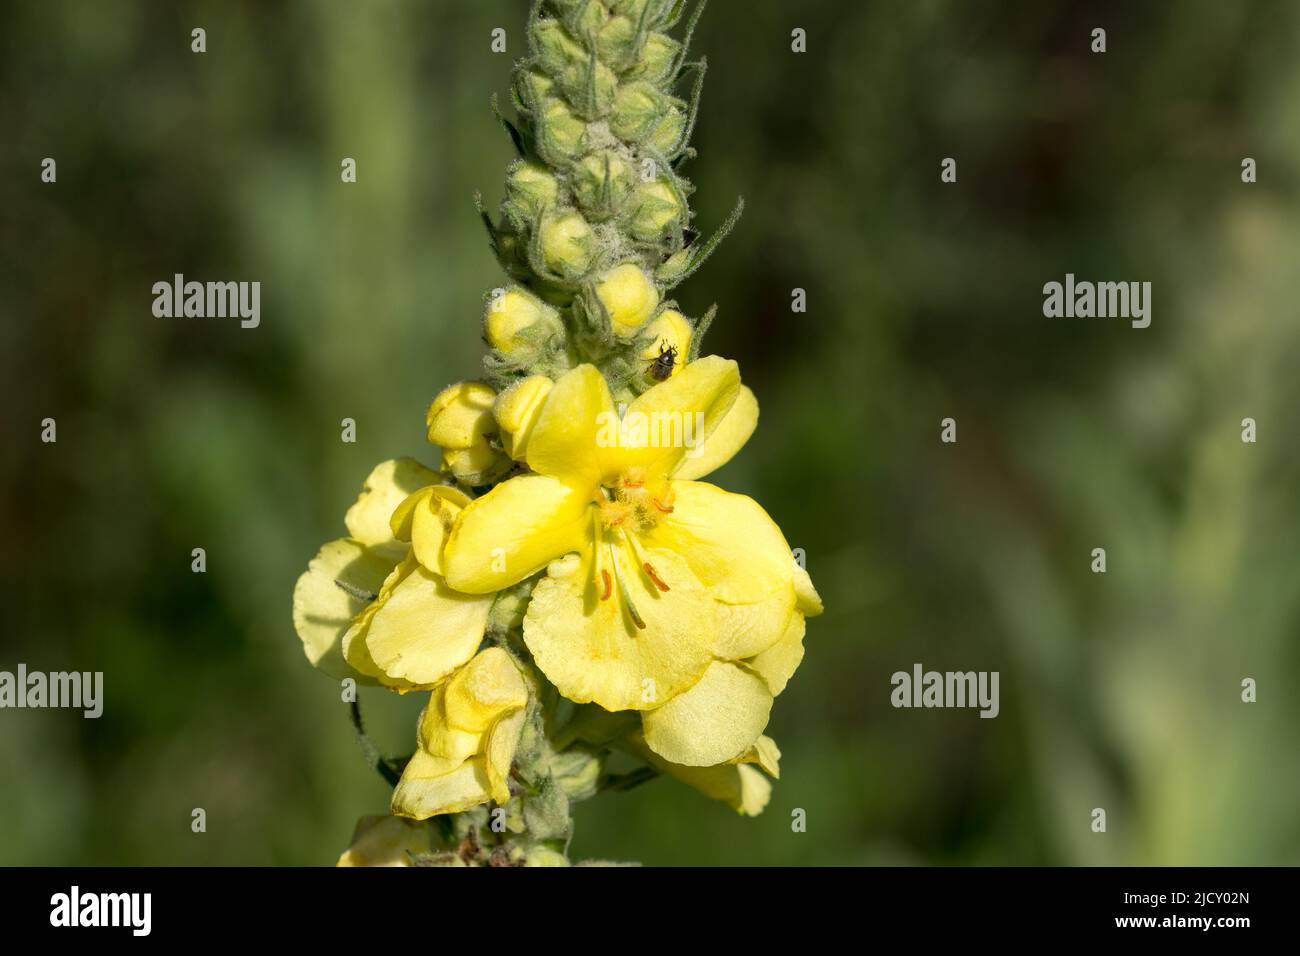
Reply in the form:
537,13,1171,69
620,356,740,477
672,385,758,481
291,538,392,684
336,815,433,867
730,734,782,778
340,559,419,690
746,612,806,697
392,649,529,820
622,732,772,816
523,546,716,712
485,709,527,805
641,661,773,766
494,375,554,460
390,485,471,575
443,474,593,593
344,458,440,555
391,755,495,820
644,481,794,607
793,563,824,617
714,589,796,660
524,364,617,485
363,564,493,687
443,647,530,730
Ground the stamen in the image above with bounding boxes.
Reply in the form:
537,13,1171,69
619,528,670,593
608,544,646,630
652,498,674,514
335,579,378,603
642,563,670,592
600,569,612,601
589,506,605,598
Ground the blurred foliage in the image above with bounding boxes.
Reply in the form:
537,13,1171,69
2,0,1298,865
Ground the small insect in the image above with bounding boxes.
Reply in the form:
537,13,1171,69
645,340,679,381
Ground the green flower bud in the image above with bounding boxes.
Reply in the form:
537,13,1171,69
559,59,618,120
540,209,596,279
523,845,571,867
571,149,635,219
549,746,606,802
555,0,610,39
533,16,587,77
513,67,555,112
488,576,538,633
533,15,618,119
536,97,588,165
648,104,686,155
610,80,670,144
490,224,531,282
505,161,560,221
596,15,637,67
655,246,692,284
628,177,683,242
609,0,673,27
626,31,681,85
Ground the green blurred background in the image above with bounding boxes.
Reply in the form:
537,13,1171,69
3,0,1299,865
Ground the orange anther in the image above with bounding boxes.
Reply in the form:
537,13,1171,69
643,563,670,592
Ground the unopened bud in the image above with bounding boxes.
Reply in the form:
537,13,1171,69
594,263,660,336
514,68,555,111
554,0,610,38
655,246,693,284
610,0,673,25
628,177,683,242
572,150,635,219
485,287,564,360
426,382,510,484
550,746,606,801
540,209,596,279
611,81,672,144
640,309,692,377
533,17,587,77
562,60,618,118
626,32,681,85
537,97,588,164
523,845,571,867
427,382,496,448
505,161,559,220
648,105,686,155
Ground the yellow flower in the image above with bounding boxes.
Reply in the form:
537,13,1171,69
442,357,822,766
426,382,510,484
594,262,659,335
639,309,692,379
391,648,530,820
291,458,495,691
494,375,554,461
336,814,434,867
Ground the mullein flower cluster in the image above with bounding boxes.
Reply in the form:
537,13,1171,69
293,0,822,867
